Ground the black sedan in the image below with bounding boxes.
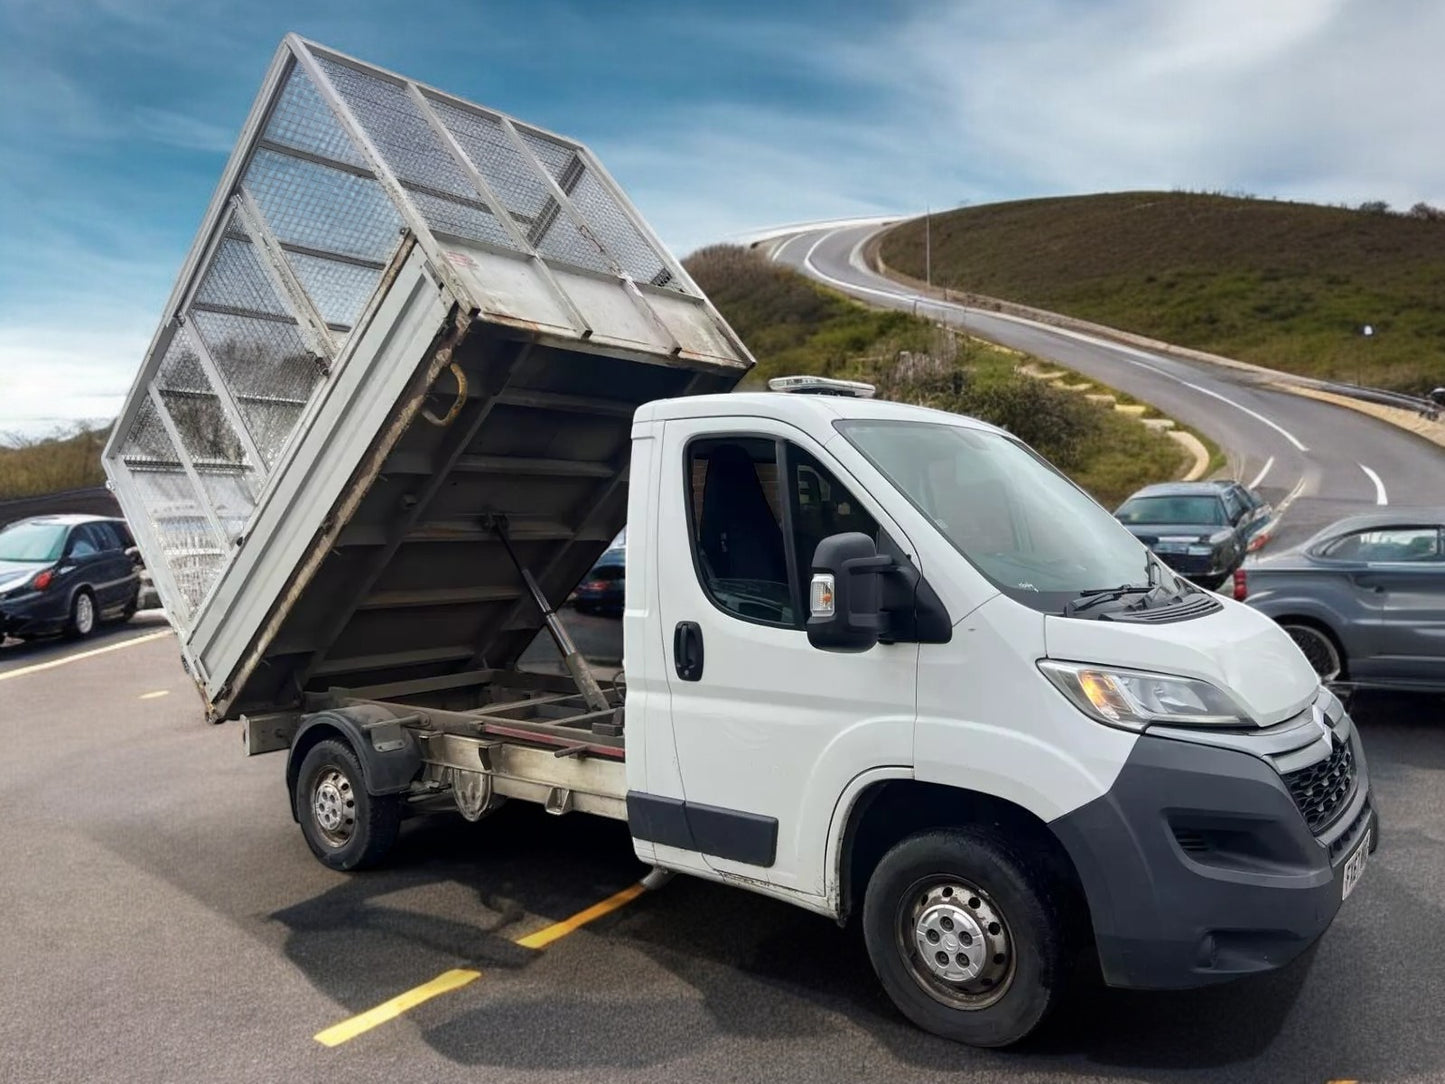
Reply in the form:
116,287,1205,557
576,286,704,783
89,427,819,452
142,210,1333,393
1237,510,1445,692
570,549,625,617
0,515,143,641
1114,481,1265,589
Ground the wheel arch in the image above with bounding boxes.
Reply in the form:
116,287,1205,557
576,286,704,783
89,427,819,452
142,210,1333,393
1272,613,1349,677
831,778,1091,932
285,706,422,821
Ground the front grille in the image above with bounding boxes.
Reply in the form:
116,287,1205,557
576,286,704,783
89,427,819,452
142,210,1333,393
1282,737,1356,835
1172,828,1211,854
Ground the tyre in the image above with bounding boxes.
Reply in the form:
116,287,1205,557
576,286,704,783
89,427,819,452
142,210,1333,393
294,739,401,870
1280,621,1344,682
862,828,1070,1048
64,590,97,640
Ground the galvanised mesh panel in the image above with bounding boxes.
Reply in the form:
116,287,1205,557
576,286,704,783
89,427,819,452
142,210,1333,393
127,467,227,612
246,148,402,263
517,127,576,183
117,393,178,467
427,97,551,219
195,233,292,319
263,62,368,168
422,95,612,274
313,55,518,251
283,250,377,330
568,169,677,289
153,329,261,509
189,308,319,470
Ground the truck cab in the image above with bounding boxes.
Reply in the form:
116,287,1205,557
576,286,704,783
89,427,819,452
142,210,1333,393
614,380,1375,1045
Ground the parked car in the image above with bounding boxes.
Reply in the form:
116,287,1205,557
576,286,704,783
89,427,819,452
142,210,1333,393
570,548,625,616
1237,510,1445,691
0,515,142,641
1113,481,1266,589
1208,479,1274,550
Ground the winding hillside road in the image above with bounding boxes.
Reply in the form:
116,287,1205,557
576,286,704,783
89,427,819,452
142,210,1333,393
770,222,1444,550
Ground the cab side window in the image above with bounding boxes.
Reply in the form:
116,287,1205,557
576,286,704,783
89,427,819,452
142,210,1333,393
688,438,793,626
787,447,879,576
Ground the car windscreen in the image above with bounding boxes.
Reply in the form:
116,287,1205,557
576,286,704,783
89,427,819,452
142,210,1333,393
1115,495,1225,526
0,522,68,562
837,420,1166,610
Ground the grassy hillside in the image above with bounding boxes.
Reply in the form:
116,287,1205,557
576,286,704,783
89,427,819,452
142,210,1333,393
685,245,1185,507
0,425,109,501
879,192,1445,394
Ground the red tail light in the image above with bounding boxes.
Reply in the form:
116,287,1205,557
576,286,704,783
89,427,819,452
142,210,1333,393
1232,568,1248,601
31,569,53,591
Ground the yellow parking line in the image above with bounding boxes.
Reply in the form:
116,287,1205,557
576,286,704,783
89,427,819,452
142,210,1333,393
314,969,480,1047
139,690,170,700
314,881,646,1046
0,629,173,683
514,882,646,949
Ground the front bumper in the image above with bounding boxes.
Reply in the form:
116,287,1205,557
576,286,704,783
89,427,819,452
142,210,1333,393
1050,723,1373,989
0,595,66,638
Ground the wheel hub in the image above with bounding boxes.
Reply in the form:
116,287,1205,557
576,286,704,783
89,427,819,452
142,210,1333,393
312,770,355,844
902,880,1014,1007
76,595,94,633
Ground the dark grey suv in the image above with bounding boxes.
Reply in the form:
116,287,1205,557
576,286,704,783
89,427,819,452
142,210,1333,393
0,515,143,641
1238,510,1445,691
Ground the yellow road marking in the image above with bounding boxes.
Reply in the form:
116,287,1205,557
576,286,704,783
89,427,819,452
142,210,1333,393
0,629,173,683
514,882,646,950
315,881,646,1046
314,969,481,1047
139,690,170,700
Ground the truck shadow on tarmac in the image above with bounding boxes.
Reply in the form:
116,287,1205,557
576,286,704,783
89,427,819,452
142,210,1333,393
263,801,1366,1077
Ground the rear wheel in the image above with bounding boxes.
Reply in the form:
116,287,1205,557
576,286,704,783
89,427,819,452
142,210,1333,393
1281,621,1345,682
862,828,1070,1047
64,590,96,640
295,739,401,870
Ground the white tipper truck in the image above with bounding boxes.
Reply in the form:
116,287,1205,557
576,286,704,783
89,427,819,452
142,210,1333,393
104,36,1377,1047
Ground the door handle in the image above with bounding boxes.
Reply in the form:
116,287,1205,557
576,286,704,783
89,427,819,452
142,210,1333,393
673,621,704,682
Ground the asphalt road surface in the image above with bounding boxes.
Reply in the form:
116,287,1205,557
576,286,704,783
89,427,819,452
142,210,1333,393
2,620,1444,1084
770,223,1445,551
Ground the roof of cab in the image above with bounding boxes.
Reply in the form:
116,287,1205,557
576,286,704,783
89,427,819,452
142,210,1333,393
636,391,1008,435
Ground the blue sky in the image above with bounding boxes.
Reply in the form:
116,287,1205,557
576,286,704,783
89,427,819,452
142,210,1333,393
2,0,1443,436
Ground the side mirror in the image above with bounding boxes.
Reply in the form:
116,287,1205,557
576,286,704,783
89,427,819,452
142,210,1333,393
807,532,888,652
125,545,144,568
1431,388,1445,406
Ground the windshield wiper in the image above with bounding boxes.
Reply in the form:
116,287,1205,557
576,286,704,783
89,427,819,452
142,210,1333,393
1066,584,1155,616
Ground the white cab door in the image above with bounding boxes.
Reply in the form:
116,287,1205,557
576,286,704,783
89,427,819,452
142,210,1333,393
651,416,918,895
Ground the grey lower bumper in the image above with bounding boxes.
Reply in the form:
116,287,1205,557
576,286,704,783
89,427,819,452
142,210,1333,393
1050,727,1374,989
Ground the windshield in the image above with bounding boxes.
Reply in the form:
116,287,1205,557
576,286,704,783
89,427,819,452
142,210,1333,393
838,420,1177,612
1115,495,1225,526
0,521,67,562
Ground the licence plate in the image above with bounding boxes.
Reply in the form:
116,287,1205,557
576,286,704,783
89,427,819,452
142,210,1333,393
1342,828,1371,900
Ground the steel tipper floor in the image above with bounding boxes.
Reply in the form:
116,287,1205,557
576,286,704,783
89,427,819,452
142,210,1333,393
2,628,1444,1084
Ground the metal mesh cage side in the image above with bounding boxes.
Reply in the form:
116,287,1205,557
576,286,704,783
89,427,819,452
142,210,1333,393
263,61,368,168
116,398,228,614
568,168,679,290
195,232,293,318
188,309,321,471
280,249,379,330
246,148,403,263
128,468,228,613
311,55,518,251
426,98,613,275
153,327,262,504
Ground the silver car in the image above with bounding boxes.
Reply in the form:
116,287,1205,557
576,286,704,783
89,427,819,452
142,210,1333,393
1237,510,1445,691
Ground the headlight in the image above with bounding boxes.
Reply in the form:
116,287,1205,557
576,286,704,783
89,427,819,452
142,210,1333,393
1038,661,1254,731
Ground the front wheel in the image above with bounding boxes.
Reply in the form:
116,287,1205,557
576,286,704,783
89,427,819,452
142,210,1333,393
862,829,1071,1047
295,739,401,870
